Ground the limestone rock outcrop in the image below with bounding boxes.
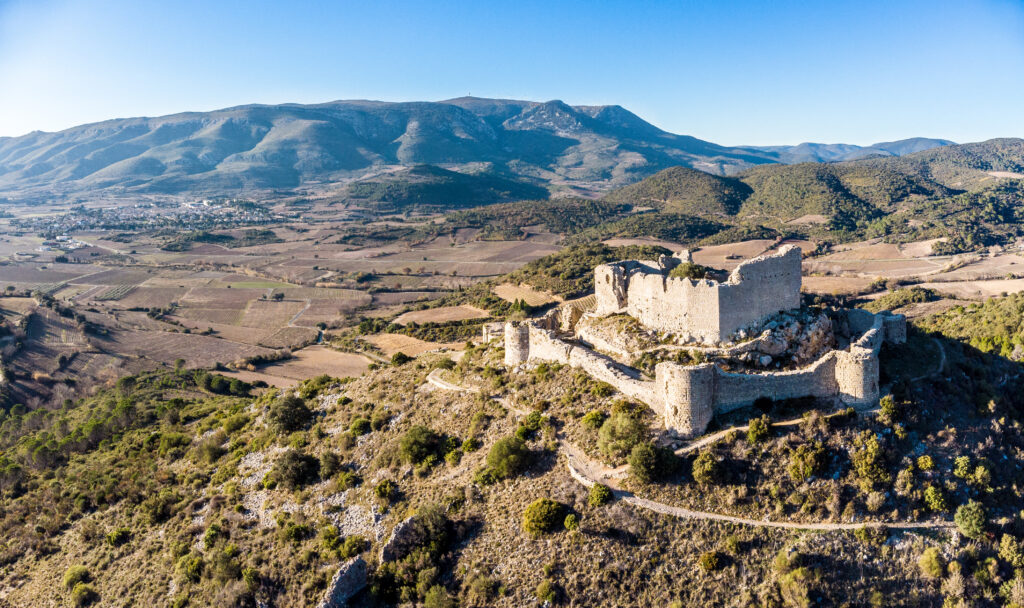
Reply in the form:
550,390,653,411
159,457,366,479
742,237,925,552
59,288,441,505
316,557,367,608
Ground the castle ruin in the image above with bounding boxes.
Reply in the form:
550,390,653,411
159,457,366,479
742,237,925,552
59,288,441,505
499,246,906,437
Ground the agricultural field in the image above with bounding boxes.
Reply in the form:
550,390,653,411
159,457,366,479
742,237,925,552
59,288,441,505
393,304,489,325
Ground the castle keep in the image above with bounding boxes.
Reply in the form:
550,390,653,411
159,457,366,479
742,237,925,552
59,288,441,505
595,246,803,343
500,246,905,437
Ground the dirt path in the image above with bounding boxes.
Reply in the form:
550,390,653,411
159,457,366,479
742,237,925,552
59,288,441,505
426,372,955,531
287,299,312,327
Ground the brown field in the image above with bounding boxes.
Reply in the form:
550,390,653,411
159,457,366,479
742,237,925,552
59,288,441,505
918,278,1024,300
257,326,320,349
0,296,36,315
103,328,273,369
802,275,877,295
603,237,685,250
113,287,188,308
239,299,306,328
70,268,154,285
493,283,560,306
270,287,369,300
393,305,489,325
220,346,370,387
691,239,778,270
175,307,245,326
364,333,465,357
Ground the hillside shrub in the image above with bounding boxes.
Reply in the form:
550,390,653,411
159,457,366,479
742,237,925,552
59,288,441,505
955,500,987,539
919,547,945,579
399,426,440,465
485,436,531,479
64,565,90,590
564,513,579,531
535,579,557,603
692,450,720,486
924,485,949,513
140,489,181,524
597,410,648,461
581,409,607,431
522,498,566,537
106,528,130,547
588,483,613,507
698,551,721,571
350,417,371,436
267,394,313,433
788,441,825,481
850,431,890,490
71,583,99,607
375,479,397,501
391,352,412,365
176,552,204,583
271,450,320,490
747,415,771,445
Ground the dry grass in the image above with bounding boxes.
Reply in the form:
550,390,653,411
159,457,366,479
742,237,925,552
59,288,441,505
364,333,464,356
493,283,560,307
394,305,489,325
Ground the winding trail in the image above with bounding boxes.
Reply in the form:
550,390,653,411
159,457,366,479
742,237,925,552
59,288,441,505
426,369,955,532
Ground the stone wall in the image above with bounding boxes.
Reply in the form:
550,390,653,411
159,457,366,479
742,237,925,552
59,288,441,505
504,310,906,437
593,245,803,343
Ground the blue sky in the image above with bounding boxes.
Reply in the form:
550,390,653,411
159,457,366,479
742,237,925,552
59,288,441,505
0,0,1022,145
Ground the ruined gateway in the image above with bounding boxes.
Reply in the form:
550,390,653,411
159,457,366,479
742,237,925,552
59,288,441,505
498,246,906,437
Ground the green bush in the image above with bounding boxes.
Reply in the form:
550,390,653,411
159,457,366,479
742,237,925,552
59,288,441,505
71,582,99,607
597,410,648,461
349,417,371,436
399,426,440,465
486,436,531,479
923,485,949,512
139,489,181,524
698,551,720,571
535,579,557,603
581,409,607,431
106,528,130,547
267,394,313,433
850,431,890,489
222,413,250,433
391,352,413,365
919,547,945,579
522,498,566,537
628,442,659,483
271,449,320,490
175,552,204,583
588,483,614,507
64,565,90,590
747,415,771,444
788,441,825,481
955,500,986,539
691,450,720,486
564,513,580,531
375,479,397,501
668,262,710,280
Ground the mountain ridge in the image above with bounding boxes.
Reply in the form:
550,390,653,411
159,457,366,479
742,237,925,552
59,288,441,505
0,96,957,198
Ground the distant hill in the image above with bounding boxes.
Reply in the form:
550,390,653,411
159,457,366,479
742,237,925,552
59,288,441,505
343,164,548,210
602,166,751,216
0,97,958,198
747,138,954,164
601,138,1023,236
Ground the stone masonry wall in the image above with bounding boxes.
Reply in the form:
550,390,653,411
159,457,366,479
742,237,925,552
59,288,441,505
593,246,802,343
505,310,905,437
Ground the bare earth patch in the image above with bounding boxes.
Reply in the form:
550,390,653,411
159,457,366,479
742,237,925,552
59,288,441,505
493,282,560,307
222,346,371,387
393,305,489,325
364,333,465,356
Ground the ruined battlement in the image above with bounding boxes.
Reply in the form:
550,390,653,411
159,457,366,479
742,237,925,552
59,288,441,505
503,308,903,437
594,245,803,343
499,245,905,437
